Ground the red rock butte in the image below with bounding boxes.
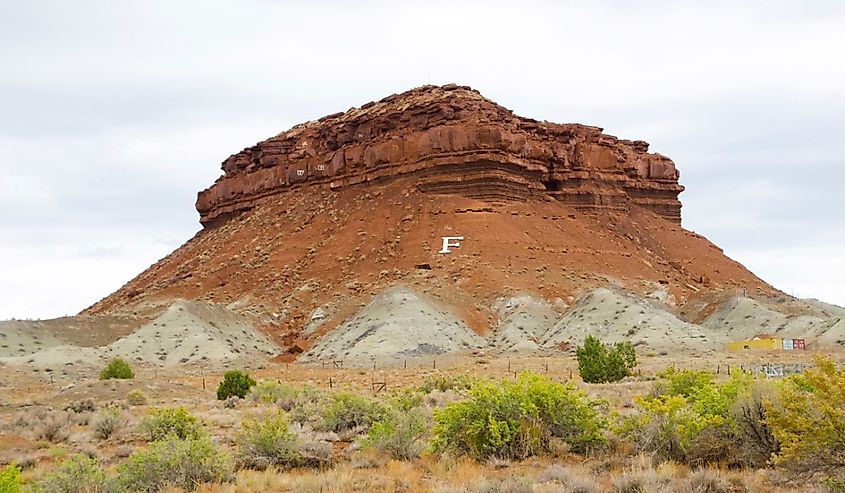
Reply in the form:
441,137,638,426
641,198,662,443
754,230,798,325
86,84,780,354
196,84,684,226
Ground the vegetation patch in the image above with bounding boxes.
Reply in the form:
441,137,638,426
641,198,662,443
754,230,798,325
117,435,231,492
99,357,134,380
138,406,203,441
217,370,256,400
432,372,606,460
576,335,637,383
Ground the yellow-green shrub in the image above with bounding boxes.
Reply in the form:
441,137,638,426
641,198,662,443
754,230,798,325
319,392,387,434
250,380,297,404
117,435,230,492
0,463,22,493
622,371,755,465
236,411,299,470
361,407,429,460
34,455,106,493
432,372,605,460
138,406,203,441
765,356,845,487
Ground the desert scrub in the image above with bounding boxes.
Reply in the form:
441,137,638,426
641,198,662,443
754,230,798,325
418,374,475,394
91,406,123,440
432,372,606,460
217,370,256,400
765,356,845,487
387,387,424,412
36,411,69,443
0,463,22,493
728,381,779,468
99,357,134,380
250,380,297,404
138,406,203,441
360,407,429,460
116,435,231,492
620,370,753,465
235,411,300,470
33,454,107,493
653,368,714,398
287,387,329,426
125,389,146,406
319,392,388,434
576,335,637,383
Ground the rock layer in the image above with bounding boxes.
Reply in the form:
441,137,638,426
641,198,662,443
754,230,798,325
196,84,684,226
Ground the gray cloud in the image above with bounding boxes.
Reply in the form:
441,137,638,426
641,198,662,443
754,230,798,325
1,0,843,318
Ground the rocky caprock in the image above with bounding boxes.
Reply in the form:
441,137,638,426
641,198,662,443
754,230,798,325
197,84,684,226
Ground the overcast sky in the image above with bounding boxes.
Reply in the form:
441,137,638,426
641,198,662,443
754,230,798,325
1,1,843,319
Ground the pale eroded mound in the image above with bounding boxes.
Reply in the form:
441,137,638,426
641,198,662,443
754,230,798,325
0,300,281,369
541,288,714,353
489,294,562,351
300,287,486,364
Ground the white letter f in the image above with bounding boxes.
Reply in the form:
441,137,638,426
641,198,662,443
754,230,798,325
439,236,464,254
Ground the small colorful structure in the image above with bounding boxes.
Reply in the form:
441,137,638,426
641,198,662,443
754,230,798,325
725,334,806,352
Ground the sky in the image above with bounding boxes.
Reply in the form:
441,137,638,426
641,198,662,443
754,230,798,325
1,1,843,319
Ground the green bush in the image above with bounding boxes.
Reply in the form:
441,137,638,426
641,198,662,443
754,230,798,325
576,335,637,383
319,392,388,434
766,357,845,486
99,358,134,380
361,407,429,460
216,370,256,400
0,463,22,493
138,406,203,441
116,435,231,492
34,455,106,493
235,411,300,470
432,372,606,460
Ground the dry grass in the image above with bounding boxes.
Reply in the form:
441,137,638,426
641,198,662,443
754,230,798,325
3,352,844,492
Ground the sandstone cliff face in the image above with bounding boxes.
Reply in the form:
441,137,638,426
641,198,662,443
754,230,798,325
196,84,684,226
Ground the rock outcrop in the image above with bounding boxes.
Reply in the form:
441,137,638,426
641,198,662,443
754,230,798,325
196,84,684,226
84,83,789,362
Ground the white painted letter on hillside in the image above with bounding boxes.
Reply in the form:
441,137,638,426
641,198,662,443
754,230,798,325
439,236,464,254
